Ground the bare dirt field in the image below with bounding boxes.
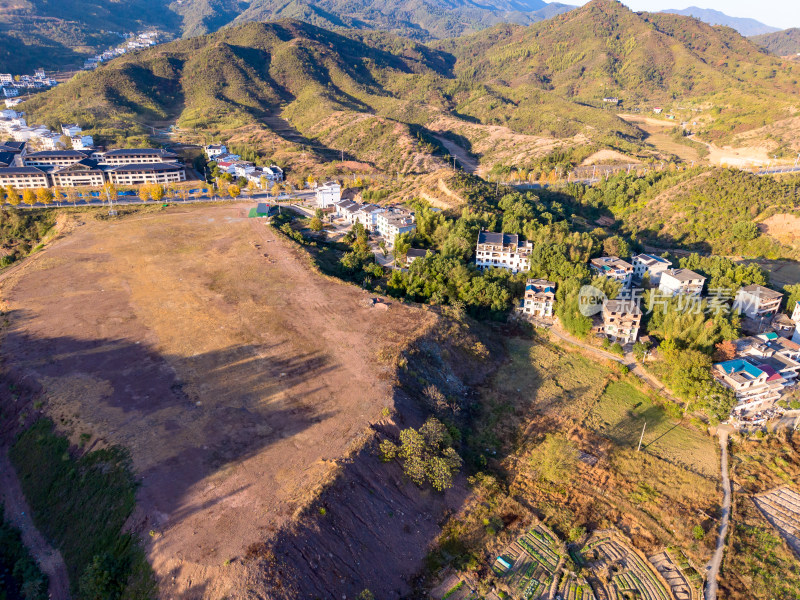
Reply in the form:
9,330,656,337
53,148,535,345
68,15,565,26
760,213,800,249
0,204,441,598
618,114,702,164
749,258,800,289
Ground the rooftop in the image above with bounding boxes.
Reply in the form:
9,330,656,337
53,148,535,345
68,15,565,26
103,148,177,157
739,284,783,300
107,162,184,172
633,253,671,266
477,230,527,247
604,298,642,315
663,268,704,282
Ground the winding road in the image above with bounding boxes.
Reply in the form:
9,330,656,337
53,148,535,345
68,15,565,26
0,448,71,600
705,429,731,600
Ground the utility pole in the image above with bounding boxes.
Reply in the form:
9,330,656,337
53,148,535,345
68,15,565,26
637,421,647,452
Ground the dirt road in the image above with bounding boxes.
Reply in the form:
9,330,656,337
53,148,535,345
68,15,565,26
705,430,731,600
0,448,71,600
0,204,436,598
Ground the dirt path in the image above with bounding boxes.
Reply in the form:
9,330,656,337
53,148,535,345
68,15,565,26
705,429,731,600
432,135,479,173
0,448,71,600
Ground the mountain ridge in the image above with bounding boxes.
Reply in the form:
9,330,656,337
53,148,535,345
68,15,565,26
662,6,779,36
752,28,800,56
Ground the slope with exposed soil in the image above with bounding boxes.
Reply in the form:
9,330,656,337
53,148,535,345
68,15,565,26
0,203,452,598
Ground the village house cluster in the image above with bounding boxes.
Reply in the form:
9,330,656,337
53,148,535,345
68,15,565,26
0,110,93,151
470,231,800,420
82,31,161,70
205,144,284,185
314,181,417,246
0,69,58,99
0,143,187,189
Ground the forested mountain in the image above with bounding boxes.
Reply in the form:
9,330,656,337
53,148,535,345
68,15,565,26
0,0,573,72
0,0,180,72
662,7,778,36
20,0,800,172
752,28,800,56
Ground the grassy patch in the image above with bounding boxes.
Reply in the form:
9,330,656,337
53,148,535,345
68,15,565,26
585,380,717,477
9,419,156,599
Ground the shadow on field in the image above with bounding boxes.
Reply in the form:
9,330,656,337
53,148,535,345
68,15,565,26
1,308,334,530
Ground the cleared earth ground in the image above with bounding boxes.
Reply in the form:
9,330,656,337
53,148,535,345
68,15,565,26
0,203,437,598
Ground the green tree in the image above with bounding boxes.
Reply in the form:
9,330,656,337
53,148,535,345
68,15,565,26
393,232,412,264
309,216,323,232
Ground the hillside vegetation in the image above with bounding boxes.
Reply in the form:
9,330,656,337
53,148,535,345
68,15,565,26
0,0,572,73
21,0,800,174
752,28,800,56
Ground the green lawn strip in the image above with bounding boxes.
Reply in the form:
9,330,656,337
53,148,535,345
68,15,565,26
9,419,156,599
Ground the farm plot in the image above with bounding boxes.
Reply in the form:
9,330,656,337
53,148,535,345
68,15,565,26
753,486,800,558
649,551,697,600
557,572,596,600
581,532,672,600
492,524,562,599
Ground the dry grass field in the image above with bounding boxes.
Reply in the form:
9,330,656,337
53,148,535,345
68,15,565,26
0,203,438,598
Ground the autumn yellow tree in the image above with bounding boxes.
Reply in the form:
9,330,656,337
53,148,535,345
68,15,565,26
138,185,150,202
22,189,36,206
7,187,21,206
228,185,241,199
150,185,165,202
36,187,53,206
270,183,280,197
65,187,78,206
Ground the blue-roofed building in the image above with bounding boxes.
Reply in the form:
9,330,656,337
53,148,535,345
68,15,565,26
713,356,788,415
520,278,556,318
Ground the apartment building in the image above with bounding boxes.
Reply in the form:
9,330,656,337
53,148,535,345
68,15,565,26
50,160,106,188
734,284,783,320
106,162,186,186
0,166,49,189
23,150,90,167
475,231,533,273
520,279,556,318
658,268,705,296
631,253,671,285
98,149,179,165
601,298,642,344
590,256,634,287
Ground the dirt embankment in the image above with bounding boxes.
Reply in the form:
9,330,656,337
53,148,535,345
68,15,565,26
0,204,465,598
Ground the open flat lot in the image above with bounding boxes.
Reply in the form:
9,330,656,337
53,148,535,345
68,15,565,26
0,204,435,598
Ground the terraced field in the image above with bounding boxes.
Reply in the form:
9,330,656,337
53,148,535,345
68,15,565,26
582,532,673,600
753,486,800,558
493,525,564,599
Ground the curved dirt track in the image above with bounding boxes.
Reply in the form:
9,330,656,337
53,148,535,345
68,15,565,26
0,449,71,600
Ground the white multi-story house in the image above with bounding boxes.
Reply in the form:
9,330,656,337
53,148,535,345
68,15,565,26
316,182,342,208
205,144,227,160
792,301,800,345
590,256,634,287
658,268,705,296
0,74,12,85
734,284,783,320
519,279,556,318
601,298,642,344
71,135,94,150
475,231,533,273
376,208,416,245
713,358,786,414
631,253,671,285
263,165,283,182
61,124,82,137
233,162,256,178
354,204,384,230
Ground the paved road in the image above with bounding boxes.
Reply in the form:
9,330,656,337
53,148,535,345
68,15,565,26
705,429,731,600
0,448,71,600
